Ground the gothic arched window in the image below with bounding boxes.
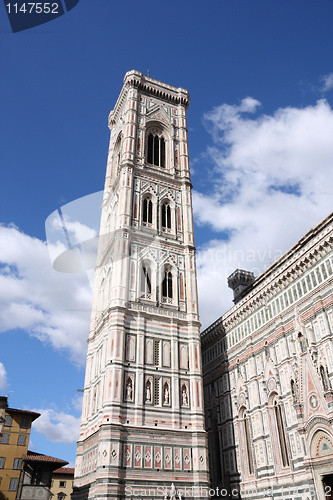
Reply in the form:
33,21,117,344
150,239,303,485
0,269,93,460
140,264,152,299
145,379,152,402
244,411,254,475
125,377,133,401
142,197,153,225
162,269,173,303
147,132,165,167
274,400,289,467
161,201,172,230
239,408,254,476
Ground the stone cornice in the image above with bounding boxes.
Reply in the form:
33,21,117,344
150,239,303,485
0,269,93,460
201,212,333,338
108,70,189,128
201,317,224,348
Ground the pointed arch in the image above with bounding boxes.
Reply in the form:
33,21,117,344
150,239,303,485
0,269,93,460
139,258,156,301
147,131,165,167
145,120,172,171
125,376,133,402
161,265,175,304
268,392,290,469
274,399,290,467
181,383,189,406
238,406,254,477
126,335,135,362
264,357,277,381
145,339,153,364
161,199,172,232
163,341,171,367
163,380,170,405
142,195,153,225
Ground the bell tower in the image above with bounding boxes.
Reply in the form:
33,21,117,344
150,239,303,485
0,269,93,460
73,71,209,500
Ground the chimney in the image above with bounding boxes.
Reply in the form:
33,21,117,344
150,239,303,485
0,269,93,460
228,269,255,304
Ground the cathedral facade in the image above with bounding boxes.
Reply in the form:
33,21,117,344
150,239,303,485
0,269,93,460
73,71,209,500
202,213,333,499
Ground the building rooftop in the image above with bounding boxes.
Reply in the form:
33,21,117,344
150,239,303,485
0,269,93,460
53,467,75,475
6,407,41,421
24,451,68,465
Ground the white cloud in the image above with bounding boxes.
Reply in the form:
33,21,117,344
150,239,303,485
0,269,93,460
32,408,80,444
0,362,7,391
0,224,92,364
195,98,333,328
71,393,83,412
320,73,333,92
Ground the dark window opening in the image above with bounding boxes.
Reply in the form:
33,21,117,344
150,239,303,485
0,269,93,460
141,266,152,296
161,203,172,230
143,198,153,225
244,413,254,474
147,133,165,167
20,416,29,428
274,401,289,467
162,270,173,299
320,365,331,391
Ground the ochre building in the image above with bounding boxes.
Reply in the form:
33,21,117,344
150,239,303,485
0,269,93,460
0,398,40,500
50,467,74,500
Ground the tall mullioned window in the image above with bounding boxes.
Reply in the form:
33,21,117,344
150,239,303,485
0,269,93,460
147,132,165,167
141,265,152,298
162,269,173,302
274,401,289,467
161,202,172,230
142,197,153,225
244,412,254,474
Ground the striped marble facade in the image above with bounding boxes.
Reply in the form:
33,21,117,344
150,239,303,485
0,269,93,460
73,71,209,500
202,213,333,499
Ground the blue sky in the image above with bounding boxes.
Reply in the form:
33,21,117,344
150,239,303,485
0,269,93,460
1,1,333,465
